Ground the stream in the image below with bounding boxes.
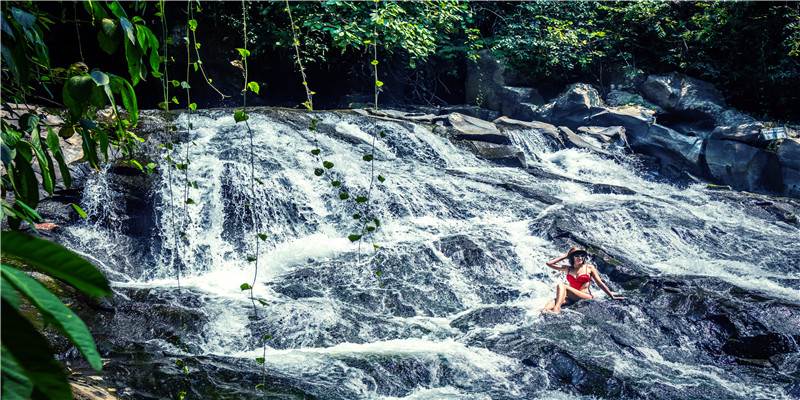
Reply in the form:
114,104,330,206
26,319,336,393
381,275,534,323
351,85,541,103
57,109,799,399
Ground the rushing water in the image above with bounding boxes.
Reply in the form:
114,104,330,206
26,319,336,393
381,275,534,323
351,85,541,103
62,109,799,399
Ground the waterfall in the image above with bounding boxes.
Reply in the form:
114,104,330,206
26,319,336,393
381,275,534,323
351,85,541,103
60,109,799,400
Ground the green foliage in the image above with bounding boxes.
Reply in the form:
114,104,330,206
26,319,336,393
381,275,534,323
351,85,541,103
1,231,112,297
71,203,88,219
1,231,111,400
2,0,161,229
238,1,475,68
234,109,249,122
486,1,800,116
1,265,102,370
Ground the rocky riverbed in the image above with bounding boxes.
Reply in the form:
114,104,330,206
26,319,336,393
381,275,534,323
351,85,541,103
30,105,799,399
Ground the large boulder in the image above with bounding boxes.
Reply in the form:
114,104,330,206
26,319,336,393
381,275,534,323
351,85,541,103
778,138,800,197
538,83,605,126
709,122,766,145
465,50,543,119
640,73,755,127
704,139,782,193
585,107,704,175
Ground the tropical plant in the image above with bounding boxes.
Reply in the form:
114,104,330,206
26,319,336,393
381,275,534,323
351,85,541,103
1,230,112,400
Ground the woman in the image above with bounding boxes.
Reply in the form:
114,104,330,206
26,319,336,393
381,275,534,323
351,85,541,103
543,247,624,313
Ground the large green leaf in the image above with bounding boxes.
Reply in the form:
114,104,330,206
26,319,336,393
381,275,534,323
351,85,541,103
62,75,95,120
9,143,39,209
123,38,142,86
109,74,138,124
1,275,20,309
28,132,54,195
78,127,100,168
0,231,111,297
46,127,72,188
1,265,102,370
1,301,72,400
1,345,34,400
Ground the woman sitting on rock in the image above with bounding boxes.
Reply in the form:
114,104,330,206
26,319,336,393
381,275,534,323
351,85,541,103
543,247,624,313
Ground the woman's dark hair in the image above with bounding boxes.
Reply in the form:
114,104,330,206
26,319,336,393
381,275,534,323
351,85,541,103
567,251,588,269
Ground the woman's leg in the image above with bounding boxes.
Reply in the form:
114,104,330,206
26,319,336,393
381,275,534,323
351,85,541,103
542,283,565,313
551,283,568,313
564,286,593,302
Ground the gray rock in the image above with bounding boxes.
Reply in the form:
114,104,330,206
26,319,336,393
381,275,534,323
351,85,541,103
710,123,766,145
423,105,500,121
705,139,782,193
538,83,605,126
640,73,756,127
493,117,565,147
576,126,628,146
640,73,725,115
778,138,800,197
500,86,544,119
586,107,704,175
558,126,613,156
447,113,509,145
464,141,526,167
605,90,662,112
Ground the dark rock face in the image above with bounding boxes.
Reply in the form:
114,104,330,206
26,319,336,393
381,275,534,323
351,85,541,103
465,50,544,120
710,122,766,145
537,83,606,127
778,138,800,197
639,73,757,128
705,140,782,193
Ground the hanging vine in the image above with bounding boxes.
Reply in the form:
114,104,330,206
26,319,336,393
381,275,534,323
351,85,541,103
351,0,386,271
234,0,265,317
155,0,182,288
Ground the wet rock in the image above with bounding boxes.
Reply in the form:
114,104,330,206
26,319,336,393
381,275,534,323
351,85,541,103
447,113,509,144
778,138,800,197
493,117,565,148
722,333,799,361
538,83,605,126
449,305,527,331
709,122,766,145
433,234,523,304
557,126,613,156
465,50,542,119
446,169,561,206
463,141,526,167
576,126,627,146
705,139,782,193
543,351,626,397
605,89,663,112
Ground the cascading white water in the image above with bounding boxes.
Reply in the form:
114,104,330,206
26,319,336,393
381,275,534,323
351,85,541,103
62,109,799,399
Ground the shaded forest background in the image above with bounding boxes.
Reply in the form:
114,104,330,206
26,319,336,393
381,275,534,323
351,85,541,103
19,1,800,120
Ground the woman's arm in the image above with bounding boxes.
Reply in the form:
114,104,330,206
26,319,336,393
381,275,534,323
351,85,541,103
590,266,625,299
545,249,572,271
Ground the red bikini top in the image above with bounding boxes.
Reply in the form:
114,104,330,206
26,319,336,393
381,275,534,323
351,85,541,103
567,272,591,290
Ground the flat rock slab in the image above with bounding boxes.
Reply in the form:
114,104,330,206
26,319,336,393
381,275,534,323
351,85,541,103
448,112,509,145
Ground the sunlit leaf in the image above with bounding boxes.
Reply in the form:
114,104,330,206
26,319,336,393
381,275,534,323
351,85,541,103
1,264,103,371
0,231,110,297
